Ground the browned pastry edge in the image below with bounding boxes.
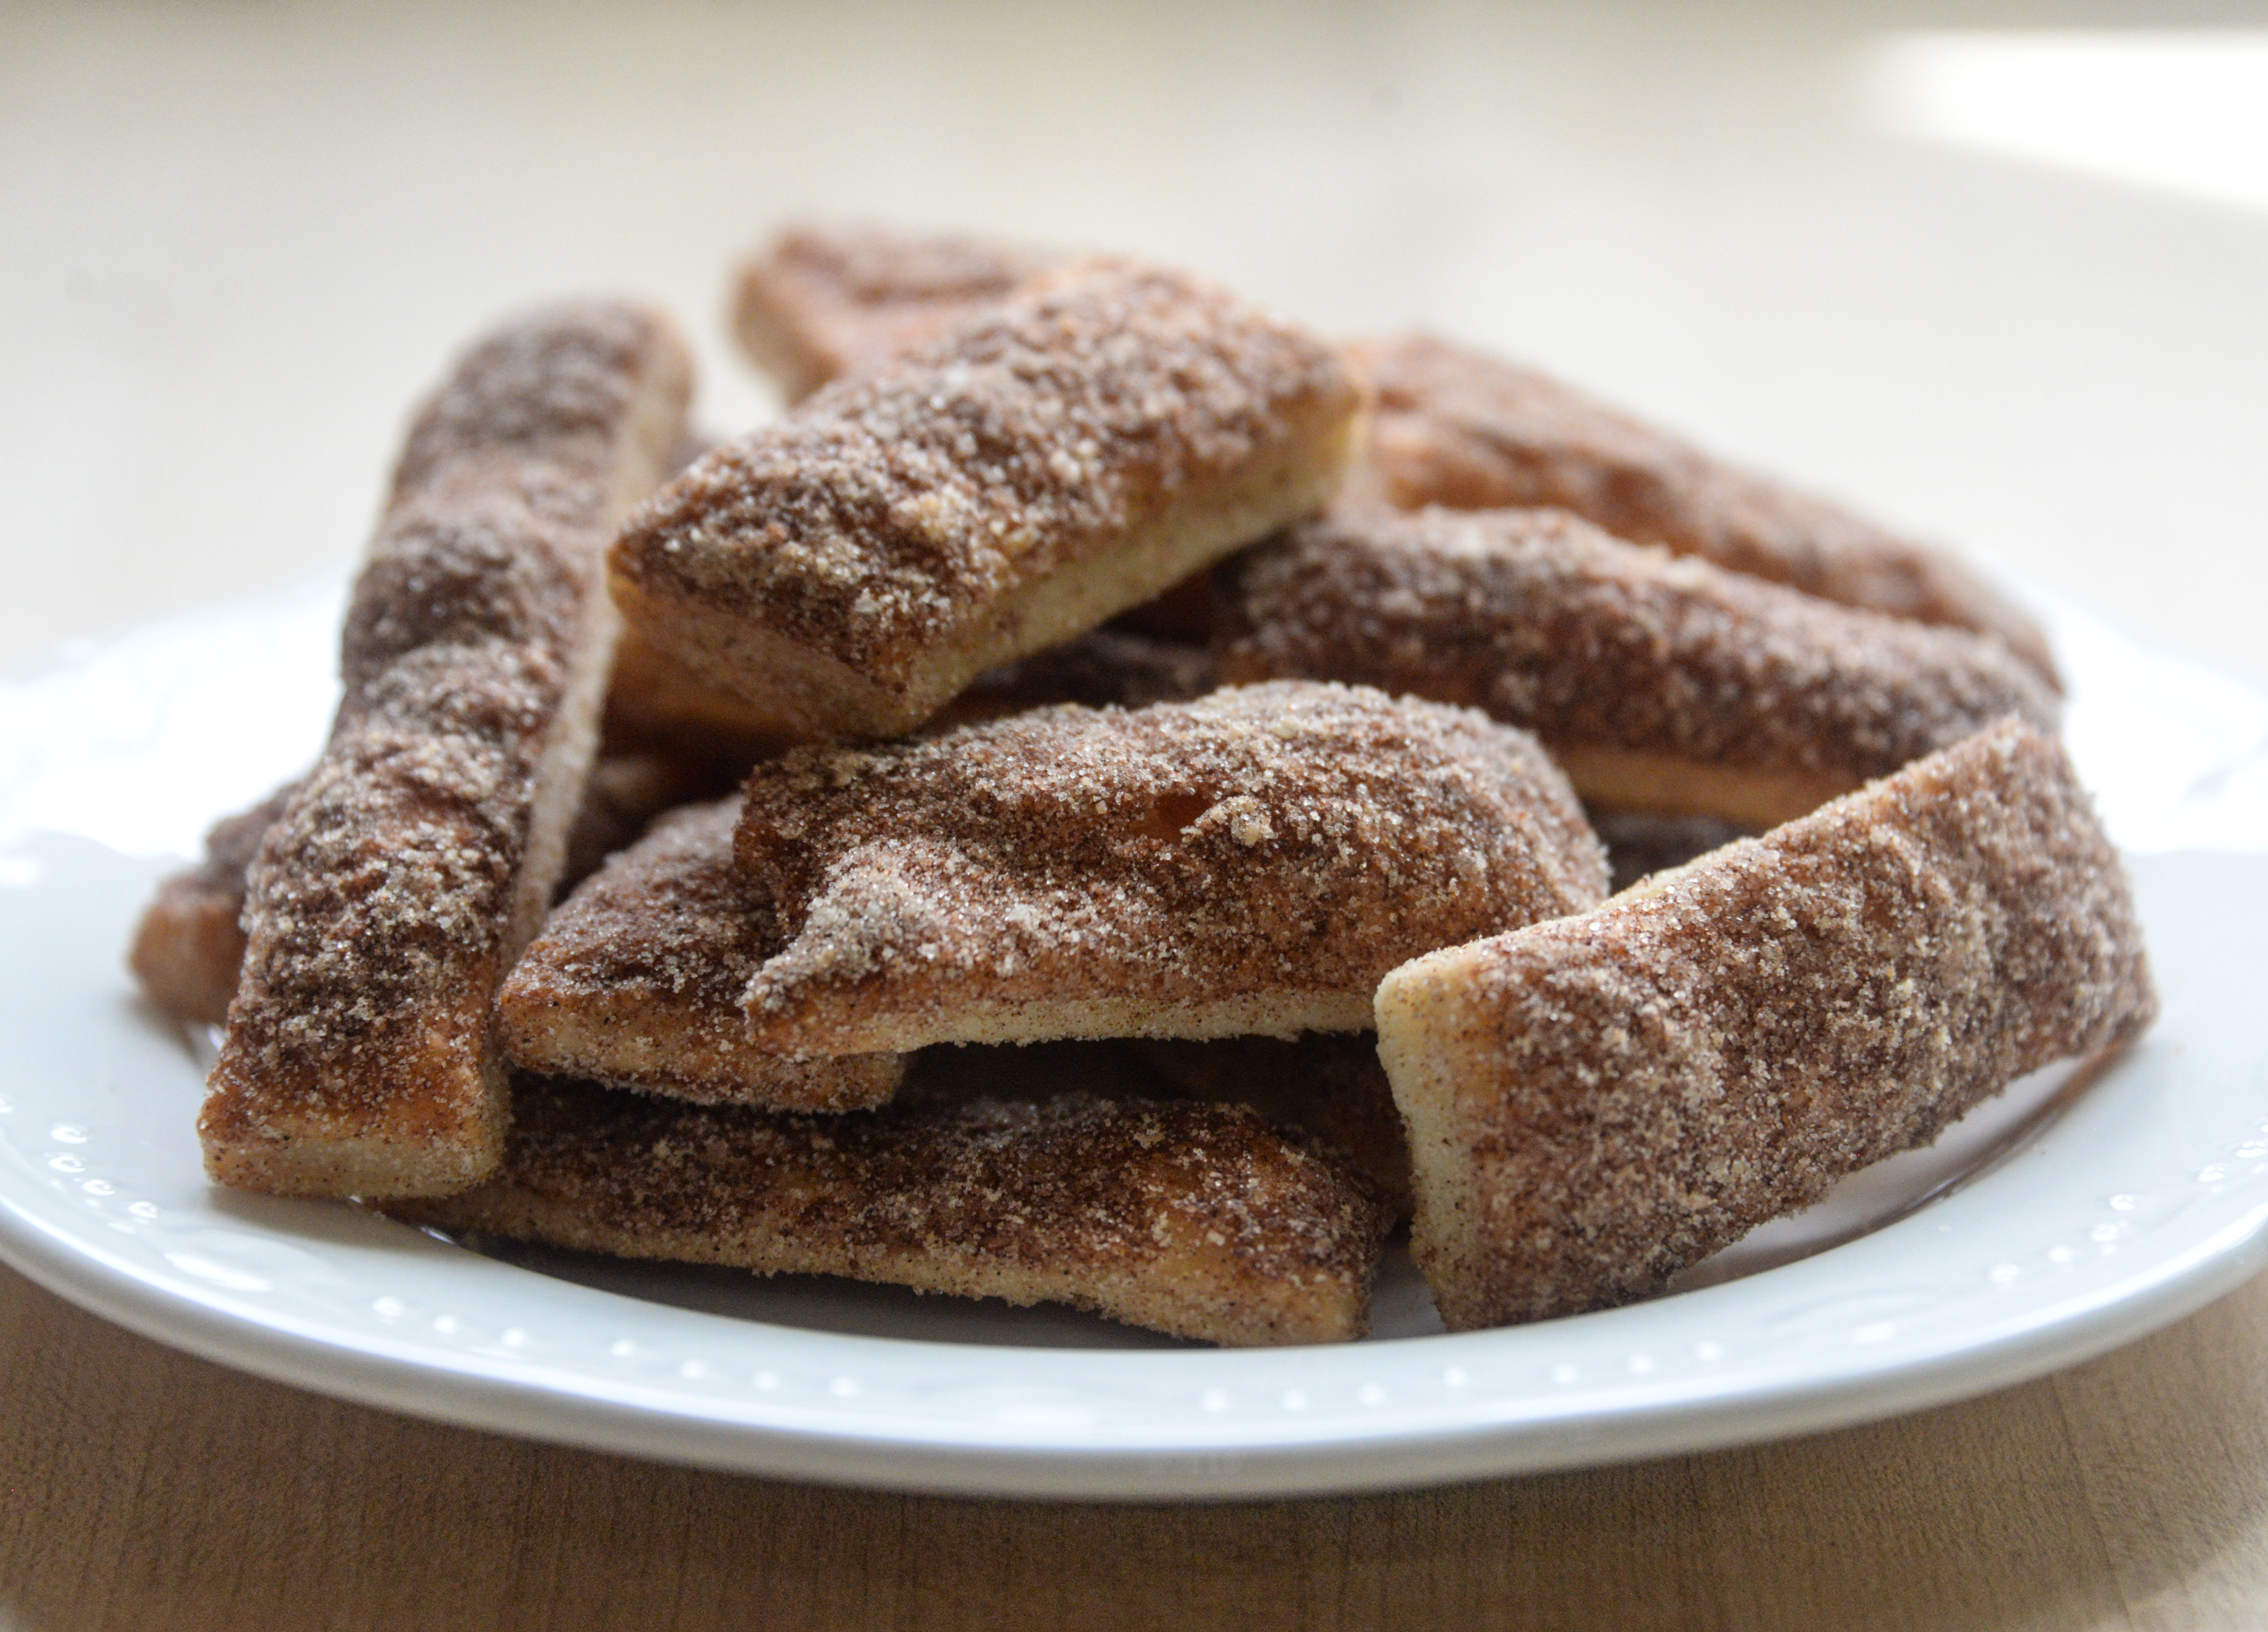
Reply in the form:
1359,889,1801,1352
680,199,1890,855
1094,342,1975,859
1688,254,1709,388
614,258,1364,742
1350,333,2060,686
126,732,738,1035
126,783,301,1026
1138,1035,1413,1219
731,682,1610,1058
386,1074,1391,1348
1374,717,2156,1330
499,800,906,1112
588,427,790,773
200,302,693,1199
1216,503,2059,827
730,222,1059,403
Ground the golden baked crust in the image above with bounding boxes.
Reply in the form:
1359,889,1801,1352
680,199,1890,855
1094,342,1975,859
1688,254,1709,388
200,303,694,1199
498,800,906,1111
613,259,1365,742
1139,1035,1412,1218
730,222,1056,403
733,682,1610,1055
1374,717,2156,1330
1216,503,2059,827
388,1074,1391,1347
1351,334,2060,685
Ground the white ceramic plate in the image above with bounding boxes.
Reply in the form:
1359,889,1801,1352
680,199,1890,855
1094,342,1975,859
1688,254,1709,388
2,578,2266,1500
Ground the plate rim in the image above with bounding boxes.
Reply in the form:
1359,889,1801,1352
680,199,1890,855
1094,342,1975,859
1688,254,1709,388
3,583,2266,1500
8,1159,2266,1500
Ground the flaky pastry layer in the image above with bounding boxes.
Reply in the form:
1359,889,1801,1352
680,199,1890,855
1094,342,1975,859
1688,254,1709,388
1374,717,2156,1330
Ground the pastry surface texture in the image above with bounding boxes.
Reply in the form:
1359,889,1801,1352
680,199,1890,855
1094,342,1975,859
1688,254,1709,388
390,1074,1391,1348
499,800,907,1112
734,682,1611,1056
1217,503,2059,827
1375,717,2155,1330
612,259,1364,742
1139,1035,1413,1218
128,782,301,1026
1351,334,2058,683
200,302,693,1199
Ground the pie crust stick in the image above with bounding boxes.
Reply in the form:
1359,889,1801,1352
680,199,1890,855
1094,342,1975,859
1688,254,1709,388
128,735,734,1033
613,258,1365,744
388,1075,1391,1348
1349,334,2059,686
730,222,1058,404
1374,717,2157,1331
734,682,1608,1057
498,800,905,1112
127,782,301,1026
1215,504,2059,829
201,303,695,1199
1138,1036,1413,1219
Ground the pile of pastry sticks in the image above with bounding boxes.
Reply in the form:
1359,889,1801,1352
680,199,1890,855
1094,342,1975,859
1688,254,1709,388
131,227,2153,1345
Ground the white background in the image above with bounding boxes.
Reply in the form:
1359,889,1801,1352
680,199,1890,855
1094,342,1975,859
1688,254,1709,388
4,0,2264,684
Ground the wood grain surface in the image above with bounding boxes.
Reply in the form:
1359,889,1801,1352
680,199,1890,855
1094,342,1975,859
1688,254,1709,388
7,1258,2267,1631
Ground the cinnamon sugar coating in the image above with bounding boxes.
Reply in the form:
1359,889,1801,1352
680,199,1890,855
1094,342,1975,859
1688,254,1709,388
1217,504,2058,827
613,260,1364,742
1375,718,2156,1330
388,1074,1391,1347
499,800,906,1112
733,682,1609,1056
1140,1035,1412,1217
1351,335,2059,684
731,223,1056,403
202,302,693,1199
127,781,299,1026
128,733,733,1033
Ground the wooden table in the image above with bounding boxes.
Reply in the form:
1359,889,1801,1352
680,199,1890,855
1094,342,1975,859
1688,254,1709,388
7,1256,2267,1630
7,1,2266,1624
